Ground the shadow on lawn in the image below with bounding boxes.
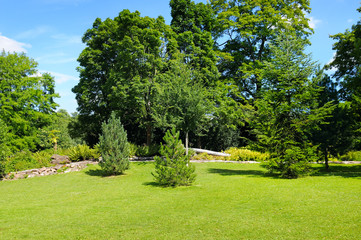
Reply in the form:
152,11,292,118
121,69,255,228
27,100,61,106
207,168,274,178
85,169,126,178
311,164,361,178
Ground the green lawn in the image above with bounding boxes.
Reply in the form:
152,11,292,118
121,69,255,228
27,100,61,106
1,162,361,239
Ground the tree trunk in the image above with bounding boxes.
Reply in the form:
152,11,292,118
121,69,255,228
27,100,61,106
324,148,329,171
146,125,152,146
185,131,189,155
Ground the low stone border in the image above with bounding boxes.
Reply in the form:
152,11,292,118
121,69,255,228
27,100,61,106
3,160,98,181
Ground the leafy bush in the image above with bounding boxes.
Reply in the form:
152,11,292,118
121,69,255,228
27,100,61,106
340,151,361,161
98,113,129,175
225,147,270,161
191,147,269,162
3,150,50,173
128,143,137,157
136,144,160,157
67,144,98,162
191,152,217,160
128,143,160,157
152,128,196,187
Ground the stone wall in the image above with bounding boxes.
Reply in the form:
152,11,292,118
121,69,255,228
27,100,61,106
3,160,98,181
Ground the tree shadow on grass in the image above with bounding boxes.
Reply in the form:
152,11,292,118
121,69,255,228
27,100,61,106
85,169,106,177
85,169,126,178
142,181,162,187
208,168,277,178
311,164,361,178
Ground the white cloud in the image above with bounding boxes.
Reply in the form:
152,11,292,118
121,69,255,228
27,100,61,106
0,33,31,53
40,70,78,84
16,26,51,39
309,17,322,29
348,19,354,23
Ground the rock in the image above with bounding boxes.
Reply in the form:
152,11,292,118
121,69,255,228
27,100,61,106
51,154,70,165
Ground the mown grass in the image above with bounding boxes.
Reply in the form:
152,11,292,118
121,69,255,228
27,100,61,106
1,162,361,239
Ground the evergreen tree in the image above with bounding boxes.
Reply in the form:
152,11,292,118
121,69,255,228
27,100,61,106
152,128,196,187
98,112,130,175
255,31,331,178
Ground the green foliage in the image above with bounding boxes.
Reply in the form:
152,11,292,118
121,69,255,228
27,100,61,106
68,144,98,162
0,51,59,152
254,31,329,178
0,120,11,177
154,57,211,152
327,7,361,150
3,150,51,174
153,128,196,186
73,10,177,146
225,147,269,162
211,0,313,100
98,112,130,175
340,151,361,161
38,109,81,150
190,147,269,161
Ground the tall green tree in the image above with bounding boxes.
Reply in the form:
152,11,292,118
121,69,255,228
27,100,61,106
170,0,219,86
255,32,331,178
328,7,361,148
310,75,357,170
73,10,177,146
0,51,59,151
154,57,210,154
211,0,313,100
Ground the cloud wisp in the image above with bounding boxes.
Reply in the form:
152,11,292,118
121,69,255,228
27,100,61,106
0,34,31,53
309,16,322,29
40,70,79,84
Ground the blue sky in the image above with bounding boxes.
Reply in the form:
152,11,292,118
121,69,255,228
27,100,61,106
0,0,360,114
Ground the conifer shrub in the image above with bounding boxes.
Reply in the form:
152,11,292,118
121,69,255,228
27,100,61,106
98,112,129,175
152,128,196,187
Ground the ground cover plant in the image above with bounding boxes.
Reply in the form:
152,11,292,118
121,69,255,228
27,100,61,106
1,162,361,239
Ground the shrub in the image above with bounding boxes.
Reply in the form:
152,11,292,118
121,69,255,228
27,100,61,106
67,144,98,162
98,112,129,175
4,151,45,173
152,128,196,187
340,151,361,161
128,143,137,157
225,147,270,162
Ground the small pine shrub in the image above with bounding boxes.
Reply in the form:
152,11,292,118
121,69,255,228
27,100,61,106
98,112,129,175
152,128,196,187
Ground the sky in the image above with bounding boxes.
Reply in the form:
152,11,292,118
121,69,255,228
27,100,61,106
0,0,360,114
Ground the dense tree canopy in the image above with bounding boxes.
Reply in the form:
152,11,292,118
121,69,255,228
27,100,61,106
211,0,313,100
73,10,177,145
0,51,59,151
